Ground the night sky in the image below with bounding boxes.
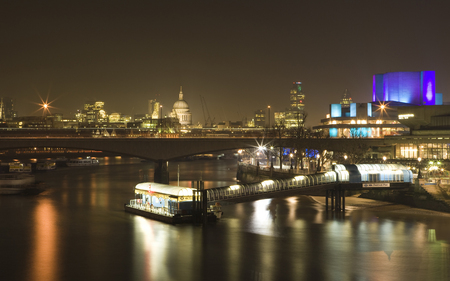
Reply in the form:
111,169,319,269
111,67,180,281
2,0,450,126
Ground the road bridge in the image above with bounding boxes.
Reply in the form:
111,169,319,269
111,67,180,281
0,137,386,160
0,137,388,183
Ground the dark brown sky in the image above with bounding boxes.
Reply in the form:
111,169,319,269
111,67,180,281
2,0,450,126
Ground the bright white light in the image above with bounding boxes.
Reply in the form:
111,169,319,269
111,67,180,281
261,180,274,187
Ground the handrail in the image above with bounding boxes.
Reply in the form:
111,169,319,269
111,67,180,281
207,167,412,202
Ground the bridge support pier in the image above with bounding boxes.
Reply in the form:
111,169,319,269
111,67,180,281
154,160,169,184
326,186,345,212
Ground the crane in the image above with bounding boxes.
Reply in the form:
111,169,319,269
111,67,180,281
200,95,215,127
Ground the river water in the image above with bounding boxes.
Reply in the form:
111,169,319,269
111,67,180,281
1,158,449,281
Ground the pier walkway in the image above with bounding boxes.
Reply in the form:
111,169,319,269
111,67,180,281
207,164,414,211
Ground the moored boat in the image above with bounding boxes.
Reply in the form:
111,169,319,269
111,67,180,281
0,174,38,195
67,158,99,167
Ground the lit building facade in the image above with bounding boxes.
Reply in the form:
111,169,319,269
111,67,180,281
340,89,353,108
1,97,17,120
314,102,408,138
274,82,306,129
373,71,442,106
290,82,305,111
170,86,192,126
385,105,450,160
148,99,161,119
254,109,265,128
315,70,444,139
76,101,108,124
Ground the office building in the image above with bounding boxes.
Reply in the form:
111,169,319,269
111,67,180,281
1,97,17,120
274,82,306,129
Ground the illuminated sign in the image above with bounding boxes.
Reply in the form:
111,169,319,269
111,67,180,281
362,183,390,188
399,114,414,119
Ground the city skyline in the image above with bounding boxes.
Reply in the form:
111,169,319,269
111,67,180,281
2,1,449,126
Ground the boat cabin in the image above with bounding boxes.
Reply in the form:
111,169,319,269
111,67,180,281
132,182,196,215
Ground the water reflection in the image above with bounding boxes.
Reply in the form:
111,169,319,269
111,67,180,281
1,159,450,281
31,199,58,281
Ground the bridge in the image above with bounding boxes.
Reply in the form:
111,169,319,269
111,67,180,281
0,137,387,160
0,136,389,183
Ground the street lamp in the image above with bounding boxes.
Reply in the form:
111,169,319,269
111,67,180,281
159,105,163,132
417,157,422,179
290,153,293,169
270,146,274,168
267,105,271,128
383,156,387,162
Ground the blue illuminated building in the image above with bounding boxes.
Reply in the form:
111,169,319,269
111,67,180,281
373,71,441,106
315,101,407,138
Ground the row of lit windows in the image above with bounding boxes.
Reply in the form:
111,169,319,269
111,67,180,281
396,143,450,159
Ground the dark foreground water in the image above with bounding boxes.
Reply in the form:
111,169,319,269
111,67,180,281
1,158,450,281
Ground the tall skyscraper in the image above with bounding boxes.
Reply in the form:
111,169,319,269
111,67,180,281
290,82,305,111
0,97,17,120
284,82,305,128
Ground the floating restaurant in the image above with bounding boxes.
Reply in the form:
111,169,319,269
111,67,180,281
124,182,218,224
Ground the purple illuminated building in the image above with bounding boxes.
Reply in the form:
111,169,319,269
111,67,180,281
373,71,436,105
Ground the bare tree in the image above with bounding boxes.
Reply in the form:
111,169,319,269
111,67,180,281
272,121,287,169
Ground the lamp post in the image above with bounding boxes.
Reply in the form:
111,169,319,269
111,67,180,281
159,105,163,132
270,146,274,168
267,105,271,129
417,157,422,179
290,153,293,169
238,149,243,162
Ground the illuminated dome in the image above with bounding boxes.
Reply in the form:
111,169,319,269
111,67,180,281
171,86,192,126
173,99,189,110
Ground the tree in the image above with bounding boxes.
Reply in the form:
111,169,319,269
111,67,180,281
289,112,309,170
272,121,287,169
339,140,370,164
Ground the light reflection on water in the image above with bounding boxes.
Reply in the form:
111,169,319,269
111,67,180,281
31,199,58,281
0,159,449,280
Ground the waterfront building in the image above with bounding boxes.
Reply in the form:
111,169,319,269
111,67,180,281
170,86,192,126
373,70,442,106
385,105,450,159
314,102,408,138
314,71,444,139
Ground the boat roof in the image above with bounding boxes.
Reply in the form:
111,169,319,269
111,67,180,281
135,182,195,197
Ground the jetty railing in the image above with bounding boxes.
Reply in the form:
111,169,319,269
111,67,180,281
206,171,339,202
